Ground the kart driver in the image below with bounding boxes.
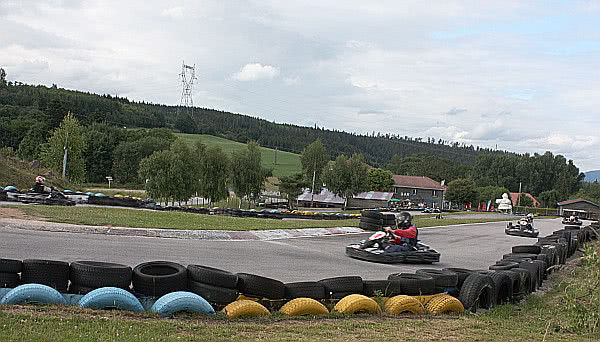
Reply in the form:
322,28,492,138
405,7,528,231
32,176,51,193
383,211,418,252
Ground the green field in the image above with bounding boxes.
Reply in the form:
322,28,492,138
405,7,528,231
176,133,302,178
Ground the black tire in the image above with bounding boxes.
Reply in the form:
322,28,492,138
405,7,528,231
361,210,383,219
531,259,547,282
318,276,364,294
187,265,238,289
489,261,519,270
497,270,521,302
362,280,403,297
415,269,458,287
0,272,20,288
487,271,513,305
508,268,531,296
132,261,187,298
70,261,132,289
284,281,326,300
359,221,383,231
68,283,99,295
442,268,476,288
517,262,539,291
458,273,495,312
188,280,239,305
512,245,541,254
21,259,70,293
387,273,436,295
237,273,285,299
359,217,383,225
0,259,22,273
503,253,539,260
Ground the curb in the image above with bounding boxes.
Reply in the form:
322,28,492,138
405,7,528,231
0,218,365,241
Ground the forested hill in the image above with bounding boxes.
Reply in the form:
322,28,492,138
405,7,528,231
0,82,508,166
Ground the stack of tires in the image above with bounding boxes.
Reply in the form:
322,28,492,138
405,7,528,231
21,259,70,293
359,210,396,231
187,265,239,307
69,261,132,294
319,276,364,299
0,259,22,289
132,261,187,298
236,272,285,300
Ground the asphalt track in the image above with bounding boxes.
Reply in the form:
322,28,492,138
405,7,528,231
0,218,568,282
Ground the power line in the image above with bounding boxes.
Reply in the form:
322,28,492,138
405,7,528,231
177,61,197,117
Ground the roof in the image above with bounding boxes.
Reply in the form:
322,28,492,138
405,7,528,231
557,198,599,208
296,189,394,203
510,192,540,207
353,191,395,201
391,175,446,190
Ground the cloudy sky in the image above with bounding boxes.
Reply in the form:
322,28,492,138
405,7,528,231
1,1,599,171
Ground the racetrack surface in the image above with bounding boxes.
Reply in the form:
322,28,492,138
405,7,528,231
0,218,569,282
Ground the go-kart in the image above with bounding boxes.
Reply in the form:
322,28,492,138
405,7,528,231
562,217,582,226
15,190,75,206
505,218,538,238
345,231,440,264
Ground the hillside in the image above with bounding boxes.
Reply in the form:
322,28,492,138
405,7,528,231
0,82,509,168
176,133,301,178
0,149,73,190
584,170,600,182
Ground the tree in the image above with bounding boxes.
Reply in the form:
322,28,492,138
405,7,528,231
300,139,329,203
572,182,600,206
202,146,230,205
167,139,199,203
112,136,171,184
518,193,534,207
0,68,6,87
279,172,308,209
478,185,510,203
139,149,173,204
83,123,122,183
538,190,561,208
39,112,87,182
17,123,48,160
367,168,394,191
445,178,478,206
323,153,369,209
231,141,272,207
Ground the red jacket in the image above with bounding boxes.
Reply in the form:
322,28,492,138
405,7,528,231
390,226,417,244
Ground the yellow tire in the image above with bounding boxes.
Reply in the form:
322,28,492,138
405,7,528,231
414,292,446,306
333,294,381,314
280,298,329,316
424,295,464,315
222,300,270,318
384,295,425,314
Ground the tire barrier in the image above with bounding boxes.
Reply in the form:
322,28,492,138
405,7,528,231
284,281,327,300
150,291,215,317
383,295,425,314
280,298,329,316
0,284,66,305
424,294,464,315
458,273,495,312
237,273,285,300
21,259,70,293
70,261,132,294
333,294,381,314
359,211,396,231
132,261,187,297
1,222,597,319
222,300,270,318
79,287,144,312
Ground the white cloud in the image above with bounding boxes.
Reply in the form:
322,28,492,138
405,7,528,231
161,6,184,19
232,63,280,81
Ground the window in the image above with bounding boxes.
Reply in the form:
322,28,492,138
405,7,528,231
412,189,417,195
433,190,437,197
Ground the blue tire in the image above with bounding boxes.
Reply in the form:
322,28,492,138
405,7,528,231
79,287,144,312
0,283,66,305
151,291,215,318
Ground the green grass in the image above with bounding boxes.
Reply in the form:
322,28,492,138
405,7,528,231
175,133,302,178
1,244,598,341
8,205,359,230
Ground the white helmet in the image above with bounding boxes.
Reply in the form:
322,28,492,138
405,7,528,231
35,176,46,184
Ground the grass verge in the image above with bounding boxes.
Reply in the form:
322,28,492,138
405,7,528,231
1,205,524,231
1,242,598,341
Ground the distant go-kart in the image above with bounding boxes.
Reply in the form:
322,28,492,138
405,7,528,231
345,231,440,264
505,218,538,238
561,216,583,226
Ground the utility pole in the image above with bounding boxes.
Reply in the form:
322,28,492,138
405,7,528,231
62,114,70,178
310,160,316,208
178,61,197,117
517,182,522,207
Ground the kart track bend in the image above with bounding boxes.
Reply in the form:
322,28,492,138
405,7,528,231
0,218,569,282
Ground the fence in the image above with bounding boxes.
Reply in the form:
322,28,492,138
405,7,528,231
513,206,559,216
